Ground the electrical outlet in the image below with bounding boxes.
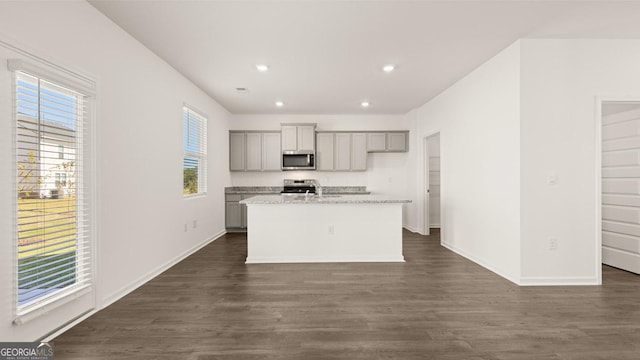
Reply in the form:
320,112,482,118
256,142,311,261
184,224,188,232
328,225,334,235
549,238,558,251
192,220,197,229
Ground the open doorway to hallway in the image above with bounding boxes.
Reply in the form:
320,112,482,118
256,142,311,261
423,133,440,236
601,101,640,276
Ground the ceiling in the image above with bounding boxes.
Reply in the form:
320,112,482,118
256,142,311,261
89,1,640,115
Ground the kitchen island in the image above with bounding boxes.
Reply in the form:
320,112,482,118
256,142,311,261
240,194,411,264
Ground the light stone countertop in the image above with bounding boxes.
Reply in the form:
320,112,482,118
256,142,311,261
240,194,411,205
225,186,370,195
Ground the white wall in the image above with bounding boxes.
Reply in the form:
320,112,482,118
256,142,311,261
229,114,414,222
410,42,522,283
0,1,230,341
520,39,640,284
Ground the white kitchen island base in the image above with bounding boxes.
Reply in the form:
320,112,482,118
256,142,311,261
241,195,409,264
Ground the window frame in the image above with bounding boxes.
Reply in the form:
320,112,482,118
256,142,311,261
9,58,96,323
182,105,207,197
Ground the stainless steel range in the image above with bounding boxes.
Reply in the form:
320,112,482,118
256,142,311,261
281,179,317,195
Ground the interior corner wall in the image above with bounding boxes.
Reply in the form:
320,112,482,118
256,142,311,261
519,39,640,285
0,1,231,341
411,41,522,283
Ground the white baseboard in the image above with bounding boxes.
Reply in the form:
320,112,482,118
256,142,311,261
442,241,600,286
518,276,600,286
42,309,94,342
102,229,227,308
603,246,640,274
441,241,521,285
403,224,420,233
246,256,405,264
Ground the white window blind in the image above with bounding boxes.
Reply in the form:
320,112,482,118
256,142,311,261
14,69,92,316
183,106,207,196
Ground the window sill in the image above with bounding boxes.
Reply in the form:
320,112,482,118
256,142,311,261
184,192,207,200
14,285,93,325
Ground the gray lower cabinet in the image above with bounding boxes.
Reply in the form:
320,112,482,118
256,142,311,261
226,193,270,230
225,194,244,229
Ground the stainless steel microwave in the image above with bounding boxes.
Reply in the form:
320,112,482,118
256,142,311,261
282,151,315,171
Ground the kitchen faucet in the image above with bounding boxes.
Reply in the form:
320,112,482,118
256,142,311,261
311,179,322,196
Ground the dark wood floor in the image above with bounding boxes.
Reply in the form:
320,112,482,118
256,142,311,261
54,230,640,359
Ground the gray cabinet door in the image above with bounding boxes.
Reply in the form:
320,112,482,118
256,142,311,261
225,201,243,228
387,132,407,152
262,132,281,171
297,125,316,151
281,125,297,151
351,133,368,171
367,133,386,152
316,133,334,171
229,132,246,171
245,133,262,171
334,133,351,171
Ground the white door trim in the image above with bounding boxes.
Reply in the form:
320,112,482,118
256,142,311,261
596,95,640,284
423,131,441,236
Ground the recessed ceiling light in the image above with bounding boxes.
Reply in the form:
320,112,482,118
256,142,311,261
361,101,370,108
256,64,269,72
275,101,284,107
382,64,395,73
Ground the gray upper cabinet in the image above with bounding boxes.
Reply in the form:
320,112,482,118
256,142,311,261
316,133,335,171
281,124,316,152
320,132,366,172
245,133,262,171
229,131,281,171
334,133,351,171
281,126,298,151
366,131,408,152
262,132,282,171
297,126,316,151
351,133,367,171
387,132,407,152
367,133,387,152
231,128,408,172
229,132,246,171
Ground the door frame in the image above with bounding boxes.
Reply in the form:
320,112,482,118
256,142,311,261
596,96,640,283
423,132,441,236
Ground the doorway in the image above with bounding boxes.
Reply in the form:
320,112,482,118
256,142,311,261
423,133,441,236
601,101,640,275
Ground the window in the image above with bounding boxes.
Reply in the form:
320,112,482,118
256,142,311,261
55,173,67,188
183,106,207,196
12,62,93,317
